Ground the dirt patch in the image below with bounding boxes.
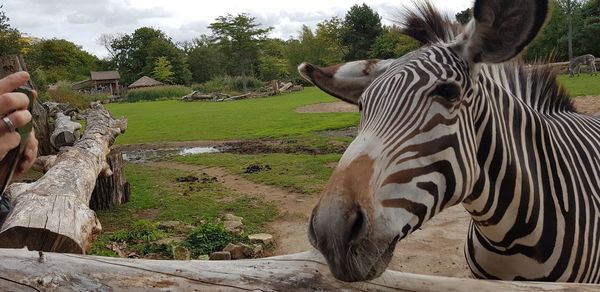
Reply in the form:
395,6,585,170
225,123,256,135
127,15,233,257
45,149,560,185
296,102,359,113
573,95,600,116
147,161,472,278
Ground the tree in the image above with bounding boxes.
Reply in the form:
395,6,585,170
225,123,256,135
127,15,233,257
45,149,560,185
557,0,583,59
370,26,420,59
284,26,343,80
209,14,272,91
0,5,22,55
187,36,226,84
341,4,383,61
316,17,348,57
109,27,191,85
151,57,175,84
25,39,101,83
455,8,472,25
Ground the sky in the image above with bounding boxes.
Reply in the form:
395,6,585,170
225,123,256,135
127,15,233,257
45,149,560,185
2,0,472,58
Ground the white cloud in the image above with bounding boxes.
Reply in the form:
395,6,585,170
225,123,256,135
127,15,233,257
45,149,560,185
2,0,472,57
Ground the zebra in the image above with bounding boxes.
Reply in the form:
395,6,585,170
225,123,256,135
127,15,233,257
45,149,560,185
569,54,598,77
299,0,600,283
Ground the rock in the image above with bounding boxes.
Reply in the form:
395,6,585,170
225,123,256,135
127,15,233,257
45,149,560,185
223,214,243,222
158,221,182,231
244,164,271,174
223,243,253,260
296,199,306,203
127,252,140,259
248,233,274,245
223,214,244,234
172,246,191,261
197,255,210,261
209,251,231,261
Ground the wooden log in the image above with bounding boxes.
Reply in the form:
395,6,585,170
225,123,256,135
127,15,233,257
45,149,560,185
0,249,597,291
90,149,130,211
224,93,251,101
0,103,127,254
50,112,82,149
0,55,55,156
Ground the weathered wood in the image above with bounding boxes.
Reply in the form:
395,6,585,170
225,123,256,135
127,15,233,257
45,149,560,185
0,249,597,291
224,93,251,101
90,149,130,211
50,112,82,149
31,155,57,173
0,103,127,254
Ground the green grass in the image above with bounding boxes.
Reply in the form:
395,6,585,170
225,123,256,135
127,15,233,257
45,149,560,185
558,74,600,97
107,88,359,145
96,164,278,234
175,153,341,194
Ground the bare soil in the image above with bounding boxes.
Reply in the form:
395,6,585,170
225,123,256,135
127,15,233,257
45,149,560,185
149,161,472,277
296,102,358,113
573,96,600,116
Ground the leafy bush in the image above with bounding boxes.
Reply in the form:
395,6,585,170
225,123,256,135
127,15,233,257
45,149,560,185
47,81,88,109
126,85,192,102
110,220,167,243
193,76,264,94
182,221,240,257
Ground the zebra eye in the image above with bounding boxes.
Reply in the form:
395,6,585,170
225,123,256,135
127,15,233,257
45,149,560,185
431,83,461,102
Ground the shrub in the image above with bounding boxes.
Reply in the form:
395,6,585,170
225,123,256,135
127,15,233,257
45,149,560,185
182,220,241,257
126,85,192,102
110,220,167,243
47,81,88,109
193,76,264,94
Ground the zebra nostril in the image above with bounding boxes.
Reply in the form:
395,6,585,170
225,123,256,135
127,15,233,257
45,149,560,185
348,207,368,243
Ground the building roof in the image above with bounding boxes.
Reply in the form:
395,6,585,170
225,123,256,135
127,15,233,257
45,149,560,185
90,71,120,81
128,76,164,89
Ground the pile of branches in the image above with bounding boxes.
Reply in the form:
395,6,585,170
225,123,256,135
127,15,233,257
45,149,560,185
182,81,304,102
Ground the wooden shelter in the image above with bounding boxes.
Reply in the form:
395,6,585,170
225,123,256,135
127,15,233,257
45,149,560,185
128,76,164,89
72,71,122,96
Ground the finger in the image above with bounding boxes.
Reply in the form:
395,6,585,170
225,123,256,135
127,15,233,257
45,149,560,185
15,147,37,177
0,72,30,94
3,110,32,130
0,92,30,116
0,132,21,160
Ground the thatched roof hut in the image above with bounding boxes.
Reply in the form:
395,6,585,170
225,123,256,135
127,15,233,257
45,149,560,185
128,76,164,89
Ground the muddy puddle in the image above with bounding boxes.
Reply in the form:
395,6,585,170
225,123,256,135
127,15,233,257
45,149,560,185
122,147,222,163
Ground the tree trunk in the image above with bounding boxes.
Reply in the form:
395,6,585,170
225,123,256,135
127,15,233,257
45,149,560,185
0,103,127,254
0,55,55,156
90,149,130,211
0,249,597,291
50,112,82,150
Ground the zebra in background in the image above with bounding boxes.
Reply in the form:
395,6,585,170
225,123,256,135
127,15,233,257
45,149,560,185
569,54,598,77
299,0,600,283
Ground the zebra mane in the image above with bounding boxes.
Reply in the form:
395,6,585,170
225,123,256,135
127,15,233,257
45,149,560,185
402,1,575,114
401,0,462,45
497,61,576,113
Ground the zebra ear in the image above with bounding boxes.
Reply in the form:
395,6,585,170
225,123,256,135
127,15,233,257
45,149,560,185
457,0,549,64
298,60,393,105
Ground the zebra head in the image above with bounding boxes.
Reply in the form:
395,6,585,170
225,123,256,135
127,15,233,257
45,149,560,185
299,0,549,282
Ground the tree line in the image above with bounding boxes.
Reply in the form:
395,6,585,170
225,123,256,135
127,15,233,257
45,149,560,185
1,1,598,90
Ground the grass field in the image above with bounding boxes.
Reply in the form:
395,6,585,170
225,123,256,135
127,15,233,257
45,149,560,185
557,74,600,97
175,153,341,194
107,87,359,145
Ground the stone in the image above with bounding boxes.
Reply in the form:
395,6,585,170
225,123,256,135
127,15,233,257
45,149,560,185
158,221,182,231
223,214,243,222
248,233,274,245
223,243,253,260
197,255,210,261
172,246,191,261
209,251,231,261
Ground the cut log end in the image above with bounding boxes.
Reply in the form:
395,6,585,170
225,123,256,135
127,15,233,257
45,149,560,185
0,227,82,254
